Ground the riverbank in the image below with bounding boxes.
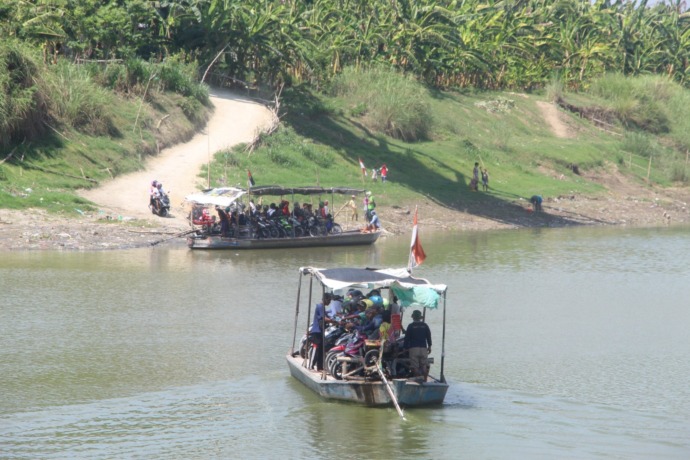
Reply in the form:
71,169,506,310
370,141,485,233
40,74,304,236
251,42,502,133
1,178,687,251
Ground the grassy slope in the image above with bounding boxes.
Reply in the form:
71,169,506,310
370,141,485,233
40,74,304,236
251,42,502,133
207,88,645,220
2,82,684,221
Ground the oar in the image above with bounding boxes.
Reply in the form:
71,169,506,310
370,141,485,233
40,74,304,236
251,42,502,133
377,361,406,420
150,229,197,246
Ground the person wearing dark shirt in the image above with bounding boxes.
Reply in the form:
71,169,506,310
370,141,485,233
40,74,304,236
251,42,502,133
403,310,432,381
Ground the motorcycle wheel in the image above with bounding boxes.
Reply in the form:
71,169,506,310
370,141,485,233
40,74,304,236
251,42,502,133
329,359,344,380
330,223,343,235
293,226,305,238
309,226,320,237
325,351,339,372
258,228,270,239
364,349,380,367
268,226,279,238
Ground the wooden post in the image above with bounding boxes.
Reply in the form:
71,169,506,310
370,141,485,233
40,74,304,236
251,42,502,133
647,156,652,182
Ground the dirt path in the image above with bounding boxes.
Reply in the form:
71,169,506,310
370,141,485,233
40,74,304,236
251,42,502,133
536,101,575,139
78,88,275,229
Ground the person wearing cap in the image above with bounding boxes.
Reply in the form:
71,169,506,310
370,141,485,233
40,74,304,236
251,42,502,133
404,310,432,382
347,195,358,221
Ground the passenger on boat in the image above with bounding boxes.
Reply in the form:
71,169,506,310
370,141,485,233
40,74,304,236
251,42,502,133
404,310,432,382
359,307,383,339
309,293,335,371
280,200,290,216
328,295,343,319
215,205,230,237
267,203,277,218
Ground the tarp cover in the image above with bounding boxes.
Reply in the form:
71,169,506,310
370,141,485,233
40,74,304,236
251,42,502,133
300,267,446,309
185,187,246,207
186,186,364,207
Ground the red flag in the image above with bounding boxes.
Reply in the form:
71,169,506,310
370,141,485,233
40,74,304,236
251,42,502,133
247,170,256,187
359,158,368,176
408,206,426,271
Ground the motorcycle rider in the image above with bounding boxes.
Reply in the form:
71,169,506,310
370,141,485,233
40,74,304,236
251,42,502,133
149,180,158,208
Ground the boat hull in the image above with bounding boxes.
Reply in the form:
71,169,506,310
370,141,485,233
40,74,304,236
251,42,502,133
188,230,379,250
286,354,447,407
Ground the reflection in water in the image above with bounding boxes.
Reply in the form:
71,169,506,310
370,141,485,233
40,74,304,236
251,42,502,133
1,225,689,458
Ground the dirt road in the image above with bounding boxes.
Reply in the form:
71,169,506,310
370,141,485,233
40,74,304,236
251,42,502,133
79,88,275,229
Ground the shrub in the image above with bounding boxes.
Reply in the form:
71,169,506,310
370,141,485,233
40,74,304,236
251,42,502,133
41,61,115,135
0,41,45,146
331,65,432,141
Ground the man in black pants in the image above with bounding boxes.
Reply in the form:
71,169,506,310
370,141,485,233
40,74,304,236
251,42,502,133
403,310,432,382
309,293,333,371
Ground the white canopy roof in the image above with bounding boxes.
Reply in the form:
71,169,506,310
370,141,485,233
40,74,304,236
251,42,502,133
184,187,246,207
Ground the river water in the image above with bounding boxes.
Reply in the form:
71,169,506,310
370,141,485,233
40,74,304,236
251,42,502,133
1,225,689,459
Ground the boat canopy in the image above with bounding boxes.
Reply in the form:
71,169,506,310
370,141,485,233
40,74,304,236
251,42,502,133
185,186,365,208
185,187,246,207
300,267,447,309
247,185,364,196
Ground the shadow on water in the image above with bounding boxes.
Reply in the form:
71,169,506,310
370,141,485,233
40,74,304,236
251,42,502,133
282,89,611,229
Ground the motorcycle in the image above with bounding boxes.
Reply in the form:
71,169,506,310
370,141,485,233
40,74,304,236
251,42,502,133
151,192,171,217
299,323,349,366
328,331,380,380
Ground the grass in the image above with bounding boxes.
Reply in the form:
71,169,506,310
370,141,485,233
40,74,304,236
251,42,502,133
3,66,689,218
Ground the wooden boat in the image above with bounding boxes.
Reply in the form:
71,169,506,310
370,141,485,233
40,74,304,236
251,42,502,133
187,229,379,249
184,185,378,250
286,267,449,408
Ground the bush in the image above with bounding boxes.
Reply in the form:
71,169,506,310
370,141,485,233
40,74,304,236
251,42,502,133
331,65,432,141
41,61,115,135
0,41,45,146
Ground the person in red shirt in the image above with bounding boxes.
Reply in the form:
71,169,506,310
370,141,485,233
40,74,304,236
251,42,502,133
380,164,388,183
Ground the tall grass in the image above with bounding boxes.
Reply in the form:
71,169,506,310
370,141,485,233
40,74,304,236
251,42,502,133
41,61,116,135
0,41,45,147
330,66,432,142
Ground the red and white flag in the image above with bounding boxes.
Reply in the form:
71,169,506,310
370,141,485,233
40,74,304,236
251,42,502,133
359,158,368,176
408,206,426,271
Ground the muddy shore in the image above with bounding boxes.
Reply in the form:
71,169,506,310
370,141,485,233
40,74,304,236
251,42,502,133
1,182,687,252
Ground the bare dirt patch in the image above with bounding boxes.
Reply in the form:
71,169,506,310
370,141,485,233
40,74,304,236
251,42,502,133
536,101,576,139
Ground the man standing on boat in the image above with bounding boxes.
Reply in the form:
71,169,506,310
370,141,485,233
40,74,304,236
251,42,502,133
404,310,432,382
309,293,334,371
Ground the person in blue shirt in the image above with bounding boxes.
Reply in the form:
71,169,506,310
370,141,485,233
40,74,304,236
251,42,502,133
309,293,333,371
403,310,432,381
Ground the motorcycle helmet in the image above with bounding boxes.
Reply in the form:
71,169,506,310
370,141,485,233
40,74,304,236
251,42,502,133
151,180,158,187
157,182,163,189
369,295,383,307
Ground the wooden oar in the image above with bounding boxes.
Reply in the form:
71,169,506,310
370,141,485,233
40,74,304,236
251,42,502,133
150,229,197,246
377,361,406,420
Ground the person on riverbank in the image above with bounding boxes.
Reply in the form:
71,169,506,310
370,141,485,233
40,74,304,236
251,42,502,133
481,168,489,191
530,195,543,212
366,210,381,232
380,164,388,183
404,310,432,382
